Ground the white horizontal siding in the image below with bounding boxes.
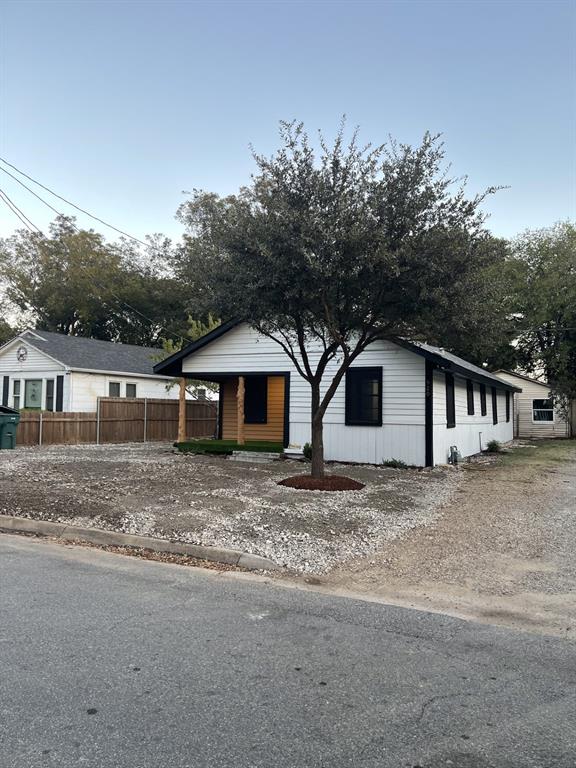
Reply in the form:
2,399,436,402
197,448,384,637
433,371,513,463
0,339,65,374
69,373,179,412
494,372,569,438
182,322,427,465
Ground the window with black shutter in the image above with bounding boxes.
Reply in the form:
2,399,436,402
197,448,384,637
466,379,474,415
492,387,498,424
345,367,382,426
46,380,55,411
445,373,456,428
244,376,268,424
480,384,487,416
506,391,510,422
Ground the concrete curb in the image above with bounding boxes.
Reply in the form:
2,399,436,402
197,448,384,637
0,515,281,572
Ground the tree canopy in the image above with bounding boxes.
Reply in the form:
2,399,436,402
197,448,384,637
0,216,190,347
178,121,511,475
508,222,576,413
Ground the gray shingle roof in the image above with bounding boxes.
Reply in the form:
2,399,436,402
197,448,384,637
395,339,522,391
20,330,169,377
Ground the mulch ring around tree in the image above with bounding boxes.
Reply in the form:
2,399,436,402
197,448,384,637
277,474,365,492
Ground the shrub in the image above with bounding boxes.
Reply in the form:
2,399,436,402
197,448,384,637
382,458,409,469
302,442,312,460
486,440,501,453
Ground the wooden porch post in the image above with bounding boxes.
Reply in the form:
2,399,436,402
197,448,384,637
237,375,245,445
178,377,187,443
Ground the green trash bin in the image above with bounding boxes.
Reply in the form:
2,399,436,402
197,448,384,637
0,405,20,449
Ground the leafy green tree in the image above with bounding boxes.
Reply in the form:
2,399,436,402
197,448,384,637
509,222,576,419
178,121,508,476
0,315,15,346
0,216,190,347
160,314,221,398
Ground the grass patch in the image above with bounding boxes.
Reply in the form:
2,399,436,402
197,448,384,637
498,439,576,468
176,439,284,455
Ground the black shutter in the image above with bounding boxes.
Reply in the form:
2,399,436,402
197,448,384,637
480,384,487,416
46,380,55,411
244,376,267,424
55,375,64,412
466,380,474,415
492,387,498,425
445,373,456,428
505,391,510,423
1,376,8,407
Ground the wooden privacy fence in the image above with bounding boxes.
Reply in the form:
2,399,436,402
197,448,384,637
16,398,217,447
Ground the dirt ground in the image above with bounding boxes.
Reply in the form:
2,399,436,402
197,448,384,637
2,439,574,638
312,440,576,638
0,442,458,573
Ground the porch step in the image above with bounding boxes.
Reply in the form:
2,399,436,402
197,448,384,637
229,451,281,464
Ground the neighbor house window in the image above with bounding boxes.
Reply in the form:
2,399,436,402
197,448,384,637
125,383,137,399
109,382,121,397
445,373,456,428
24,379,43,409
466,379,475,415
506,391,511,423
491,387,498,424
244,376,267,424
13,380,21,410
532,398,554,422
45,379,55,412
480,384,487,416
345,367,382,426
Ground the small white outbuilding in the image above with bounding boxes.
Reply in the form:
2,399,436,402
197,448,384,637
154,321,520,467
494,370,571,438
0,329,178,413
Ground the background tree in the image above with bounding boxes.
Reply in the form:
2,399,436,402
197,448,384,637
508,222,576,418
178,121,509,477
0,216,192,347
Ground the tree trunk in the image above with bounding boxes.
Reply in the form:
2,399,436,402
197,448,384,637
310,384,324,478
178,377,187,443
237,375,245,445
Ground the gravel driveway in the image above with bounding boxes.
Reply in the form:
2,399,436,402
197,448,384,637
320,440,576,638
0,443,458,573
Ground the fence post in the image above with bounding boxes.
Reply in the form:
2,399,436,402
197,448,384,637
143,398,147,443
96,399,100,445
38,412,43,446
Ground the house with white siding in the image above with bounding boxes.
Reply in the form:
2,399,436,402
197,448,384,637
494,370,571,438
154,321,520,467
0,330,178,413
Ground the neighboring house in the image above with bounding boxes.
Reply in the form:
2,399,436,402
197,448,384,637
154,321,520,467
0,329,178,413
495,370,571,438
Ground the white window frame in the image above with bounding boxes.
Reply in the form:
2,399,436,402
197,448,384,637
125,382,137,399
532,398,554,423
13,379,21,410
108,381,121,398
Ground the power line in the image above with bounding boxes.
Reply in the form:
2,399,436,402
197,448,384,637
0,181,188,344
0,156,153,250
0,188,40,233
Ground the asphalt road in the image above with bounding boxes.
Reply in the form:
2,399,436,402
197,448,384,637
1,535,575,768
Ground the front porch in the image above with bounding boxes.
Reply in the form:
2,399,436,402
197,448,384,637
218,374,288,445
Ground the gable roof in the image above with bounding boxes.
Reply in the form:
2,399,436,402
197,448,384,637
153,320,241,376
153,320,521,391
494,369,549,387
5,330,170,377
393,340,522,391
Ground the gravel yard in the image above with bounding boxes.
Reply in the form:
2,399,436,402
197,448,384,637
322,439,576,637
0,442,460,573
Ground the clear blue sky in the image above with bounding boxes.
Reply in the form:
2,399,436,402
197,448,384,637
0,0,574,243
